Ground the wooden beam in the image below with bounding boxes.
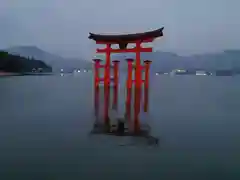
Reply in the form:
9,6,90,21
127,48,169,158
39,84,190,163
96,47,152,53
96,38,154,44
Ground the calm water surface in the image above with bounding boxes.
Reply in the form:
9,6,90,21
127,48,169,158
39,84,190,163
0,74,240,180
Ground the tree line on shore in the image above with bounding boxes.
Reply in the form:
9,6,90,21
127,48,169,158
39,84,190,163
0,51,52,73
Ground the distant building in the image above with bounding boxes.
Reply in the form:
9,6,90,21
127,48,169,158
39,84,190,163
173,69,188,75
196,71,207,76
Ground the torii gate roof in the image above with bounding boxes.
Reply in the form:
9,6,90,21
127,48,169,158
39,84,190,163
88,27,164,43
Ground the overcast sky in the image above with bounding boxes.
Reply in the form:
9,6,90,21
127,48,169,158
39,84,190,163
0,0,239,58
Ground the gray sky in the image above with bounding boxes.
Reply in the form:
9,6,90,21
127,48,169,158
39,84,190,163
0,0,239,58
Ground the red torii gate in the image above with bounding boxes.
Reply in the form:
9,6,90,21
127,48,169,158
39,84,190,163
89,27,164,138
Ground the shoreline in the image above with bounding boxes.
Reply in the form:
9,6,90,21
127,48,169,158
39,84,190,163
0,72,53,77
0,72,20,76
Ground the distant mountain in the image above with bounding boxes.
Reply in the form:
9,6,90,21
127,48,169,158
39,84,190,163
121,50,240,72
5,46,240,73
5,46,92,72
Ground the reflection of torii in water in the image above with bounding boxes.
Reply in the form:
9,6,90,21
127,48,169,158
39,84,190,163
89,27,164,146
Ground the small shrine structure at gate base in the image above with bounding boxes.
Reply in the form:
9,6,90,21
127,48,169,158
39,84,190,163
89,27,164,141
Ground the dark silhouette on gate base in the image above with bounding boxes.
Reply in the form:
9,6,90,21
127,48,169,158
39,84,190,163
90,118,159,146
